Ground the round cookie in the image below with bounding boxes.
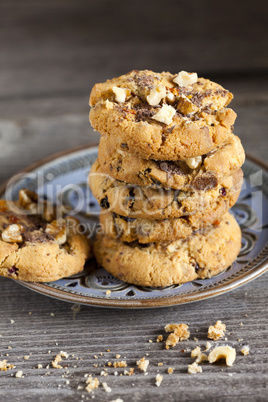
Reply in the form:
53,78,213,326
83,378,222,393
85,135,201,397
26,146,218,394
93,212,241,287
0,189,91,282
89,70,237,161
99,189,240,243
89,160,243,220
98,134,245,191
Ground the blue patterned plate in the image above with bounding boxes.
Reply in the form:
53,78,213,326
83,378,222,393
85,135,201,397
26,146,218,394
1,146,268,308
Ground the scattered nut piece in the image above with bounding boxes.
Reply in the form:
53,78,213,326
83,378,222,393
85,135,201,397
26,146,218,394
85,376,99,393
112,86,130,103
152,104,176,125
106,290,111,296
15,370,24,378
185,156,202,170
155,373,163,387
173,71,198,87
2,224,24,243
156,335,163,343
111,399,124,402
166,92,175,102
24,356,30,360
208,321,226,341
115,354,121,359
208,346,236,366
136,357,149,372
147,85,166,106
241,345,250,356
188,362,202,374
167,367,174,374
158,362,163,367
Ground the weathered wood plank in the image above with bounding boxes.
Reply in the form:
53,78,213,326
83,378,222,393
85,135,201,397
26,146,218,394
0,275,267,401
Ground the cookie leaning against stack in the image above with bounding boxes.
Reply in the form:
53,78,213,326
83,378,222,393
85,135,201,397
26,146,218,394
89,70,245,287
0,189,91,282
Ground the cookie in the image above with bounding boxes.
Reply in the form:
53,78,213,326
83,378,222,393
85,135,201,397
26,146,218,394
98,134,245,190
0,189,91,282
93,212,241,287
89,160,243,220
99,188,240,243
89,70,237,161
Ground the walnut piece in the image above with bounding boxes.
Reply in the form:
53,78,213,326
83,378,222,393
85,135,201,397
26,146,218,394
1,224,24,243
19,189,38,210
208,320,226,340
208,346,236,366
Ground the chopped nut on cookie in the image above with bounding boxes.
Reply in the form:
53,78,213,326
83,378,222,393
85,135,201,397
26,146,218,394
152,104,176,125
2,224,24,243
173,71,198,87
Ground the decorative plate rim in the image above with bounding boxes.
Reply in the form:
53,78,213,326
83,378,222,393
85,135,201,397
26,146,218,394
1,145,268,309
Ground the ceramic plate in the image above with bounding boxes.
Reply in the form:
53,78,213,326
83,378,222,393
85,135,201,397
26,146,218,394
1,145,268,308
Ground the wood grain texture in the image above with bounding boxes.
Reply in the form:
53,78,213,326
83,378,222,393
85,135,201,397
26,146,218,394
0,0,268,400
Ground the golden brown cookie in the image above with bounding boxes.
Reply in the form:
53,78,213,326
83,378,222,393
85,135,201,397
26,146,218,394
93,212,241,287
98,134,245,190
99,188,240,243
89,160,243,220
89,70,236,160
0,189,91,282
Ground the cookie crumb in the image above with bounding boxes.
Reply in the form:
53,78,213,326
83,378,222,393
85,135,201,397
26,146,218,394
136,357,149,372
52,351,69,369
208,321,226,340
113,361,127,368
148,339,153,343
106,290,111,296
0,360,14,371
85,376,99,393
205,342,211,351
188,362,202,374
124,368,134,376
102,382,112,393
156,335,163,343
115,354,121,359
241,345,250,356
15,370,24,378
157,362,163,366
165,323,190,348
155,373,163,387
111,399,124,402
24,356,30,360
167,367,174,374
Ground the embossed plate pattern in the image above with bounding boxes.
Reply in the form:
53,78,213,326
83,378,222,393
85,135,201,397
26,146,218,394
1,146,268,308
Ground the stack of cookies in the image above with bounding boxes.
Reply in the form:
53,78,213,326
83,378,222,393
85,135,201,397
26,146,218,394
89,70,245,287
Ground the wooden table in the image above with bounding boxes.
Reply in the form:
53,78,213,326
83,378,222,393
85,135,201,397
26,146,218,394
0,1,267,401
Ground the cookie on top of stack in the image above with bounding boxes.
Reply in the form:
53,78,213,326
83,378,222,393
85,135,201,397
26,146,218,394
89,70,245,287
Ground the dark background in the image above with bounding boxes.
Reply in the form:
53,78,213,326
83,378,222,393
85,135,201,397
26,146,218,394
0,0,268,185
